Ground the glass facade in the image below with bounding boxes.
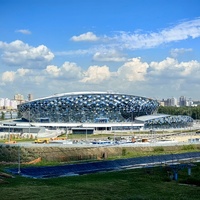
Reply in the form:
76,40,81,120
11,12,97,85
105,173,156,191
18,92,159,123
143,115,193,129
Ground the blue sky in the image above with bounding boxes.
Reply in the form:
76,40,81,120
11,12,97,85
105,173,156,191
0,0,200,100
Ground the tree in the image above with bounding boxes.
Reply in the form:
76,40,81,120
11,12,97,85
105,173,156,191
158,106,200,120
1,111,5,120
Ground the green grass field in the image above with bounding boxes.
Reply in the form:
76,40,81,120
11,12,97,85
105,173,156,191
0,132,200,199
0,162,200,200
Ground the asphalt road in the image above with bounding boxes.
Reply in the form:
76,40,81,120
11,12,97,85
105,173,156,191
7,152,200,178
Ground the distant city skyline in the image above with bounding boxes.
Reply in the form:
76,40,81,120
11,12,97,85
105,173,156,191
0,0,200,99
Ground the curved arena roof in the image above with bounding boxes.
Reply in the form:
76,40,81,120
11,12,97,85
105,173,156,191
18,91,159,123
136,114,193,129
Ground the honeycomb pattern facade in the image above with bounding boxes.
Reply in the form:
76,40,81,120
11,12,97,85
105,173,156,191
18,92,159,123
143,115,193,129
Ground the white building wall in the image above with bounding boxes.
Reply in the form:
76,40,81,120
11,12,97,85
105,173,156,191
0,98,4,108
10,100,18,109
171,97,178,106
4,98,10,108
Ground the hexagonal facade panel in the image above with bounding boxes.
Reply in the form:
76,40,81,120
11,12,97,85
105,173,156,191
18,92,159,123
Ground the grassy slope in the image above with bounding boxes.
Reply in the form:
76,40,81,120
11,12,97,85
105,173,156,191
0,132,199,199
0,163,200,200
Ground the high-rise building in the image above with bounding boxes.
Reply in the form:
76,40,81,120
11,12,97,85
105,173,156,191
160,97,178,107
171,97,178,106
28,94,33,101
14,94,24,104
179,96,187,106
10,100,18,109
4,98,11,109
187,98,193,106
0,98,4,109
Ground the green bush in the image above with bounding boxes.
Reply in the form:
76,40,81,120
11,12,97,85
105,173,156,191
181,145,195,151
153,146,164,152
122,148,127,156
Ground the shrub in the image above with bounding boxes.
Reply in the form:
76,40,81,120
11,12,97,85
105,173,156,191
181,145,195,151
153,146,164,152
122,148,127,156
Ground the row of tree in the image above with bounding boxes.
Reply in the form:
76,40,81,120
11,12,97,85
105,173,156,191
158,106,200,119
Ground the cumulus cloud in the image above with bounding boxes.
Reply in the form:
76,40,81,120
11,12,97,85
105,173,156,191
1,55,200,99
117,58,149,81
81,65,111,83
2,71,15,82
149,57,178,75
61,62,83,79
17,68,31,76
179,60,200,77
93,50,126,62
0,40,54,68
170,48,193,57
45,65,60,77
15,29,32,34
45,62,82,80
149,57,200,80
71,32,99,42
1,68,31,83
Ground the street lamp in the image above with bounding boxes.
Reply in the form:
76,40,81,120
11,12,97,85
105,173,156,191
9,123,10,143
18,144,21,174
28,99,31,139
66,127,68,140
86,127,87,142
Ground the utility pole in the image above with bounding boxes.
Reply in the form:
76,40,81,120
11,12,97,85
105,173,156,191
18,144,21,174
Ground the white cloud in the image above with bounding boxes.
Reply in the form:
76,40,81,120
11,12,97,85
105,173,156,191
0,40,54,68
45,62,82,80
71,32,99,42
55,49,89,56
149,57,200,80
1,68,31,83
93,50,126,62
1,56,200,99
81,65,111,83
45,65,60,77
2,71,15,82
17,68,31,76
59,18,200,59
179,60,200,77
60,62,83,79
117,58,149,81
149,57,178,75
109,18,200,50
170,48,193,57
15,29,31,34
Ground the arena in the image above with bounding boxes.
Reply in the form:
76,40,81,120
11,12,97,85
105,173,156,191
18,91,159,123
17,91,193,131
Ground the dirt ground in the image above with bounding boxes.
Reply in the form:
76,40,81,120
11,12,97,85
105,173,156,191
167,134,200,142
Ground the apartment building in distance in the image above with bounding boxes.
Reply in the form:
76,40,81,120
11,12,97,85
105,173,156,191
0,93,33,111
160,96,195,107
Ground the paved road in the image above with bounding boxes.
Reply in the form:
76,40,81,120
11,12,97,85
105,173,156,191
8,152,200,178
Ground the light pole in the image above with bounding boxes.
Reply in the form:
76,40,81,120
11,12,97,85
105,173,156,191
132,110,134,137
28,99,31,139
66,127,68,140
18,144,21,174
9,123,10,142
86,127,87,142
